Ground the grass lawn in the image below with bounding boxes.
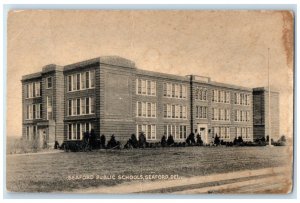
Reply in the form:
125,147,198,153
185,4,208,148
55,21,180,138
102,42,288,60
6,146,292,192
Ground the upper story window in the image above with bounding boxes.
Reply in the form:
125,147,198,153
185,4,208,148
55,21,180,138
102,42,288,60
234,92,251,106
136,79,156,96
212,108,230,121
67,70,95,92
25,103,42,120
25,81,41,99
163,83,187,99
67,97,95,116
212,89,230,103
195,106,207,119
195,88,207,101
163,104,187,119
234,110,250,122
47,77,52,89
136,101,156,118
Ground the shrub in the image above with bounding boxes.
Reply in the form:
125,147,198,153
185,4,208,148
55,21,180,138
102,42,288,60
167,135,175,146
138,133,147,148
186,133,196,146
214,135,220,146
107,134,120,149
161,135,167,147
196,134,203,146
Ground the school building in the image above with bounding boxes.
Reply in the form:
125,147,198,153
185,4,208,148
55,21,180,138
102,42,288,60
21,56,280,147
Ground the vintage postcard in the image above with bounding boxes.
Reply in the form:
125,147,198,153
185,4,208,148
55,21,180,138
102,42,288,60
6,10,294,194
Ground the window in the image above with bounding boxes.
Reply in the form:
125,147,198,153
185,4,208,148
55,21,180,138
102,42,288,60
163,83,167,96
68,100,72,116
90,70,95,88
90,97,95,114
136,124,156,140
81,98,86,115
163,104,167,118
141,80,146,94
68,124,72,140
35,82,41,97
167,83,172,97
68,97,95,116
26,126,30,140
225,92,230,103
26,104,33,120
81,72,86,89
137,102,156,118
85,97,90,114
147,81,151,95
196,106,207,119
47,77,52,89
151,81,156,96
68,75,72,91
179,125,187,139
86,71,90,88
46,96,53,120
35,104,42,119
67,70,95,92
225,109,230,121
175,84,179,98
167,104,171,118
72,99,77,115
151,103,156,117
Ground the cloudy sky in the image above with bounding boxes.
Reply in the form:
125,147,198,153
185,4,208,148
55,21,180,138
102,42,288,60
7,10,294,138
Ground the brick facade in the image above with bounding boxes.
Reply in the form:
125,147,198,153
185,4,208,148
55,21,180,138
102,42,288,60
21,56,280,146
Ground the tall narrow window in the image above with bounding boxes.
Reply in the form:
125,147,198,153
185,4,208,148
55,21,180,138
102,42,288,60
163,104,167,118
81,72,86,89
172,84,175,97
167,104,171,118
47,77,52,89
77,123,81,140
147,102,151,117
68,100,72,116
86,71,90,88
151,103,156,117
90,97,95,114
147,80,151,95
137,79,142,94
68,124,72,140
81,98,86,115
35,82,40,97
26,84,29,98
26,105,29,119
68,75,72,91
142,102,146,117
36,104,40,119
76,74,80,90
72,124,76,140
141,80,146,94
151,81,156,96
163,83,167,96
90,70,95,88
47,96,53,120
39,104,42,118
72,99,76,115
85,97,90,114
76,98,80,115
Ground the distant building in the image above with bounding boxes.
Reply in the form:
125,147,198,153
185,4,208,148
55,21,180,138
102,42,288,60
21,56,279,147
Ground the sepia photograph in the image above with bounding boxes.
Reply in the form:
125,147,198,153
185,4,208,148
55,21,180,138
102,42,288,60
5,9,294,194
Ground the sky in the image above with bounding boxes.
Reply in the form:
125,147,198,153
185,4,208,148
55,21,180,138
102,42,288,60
6,10,294,139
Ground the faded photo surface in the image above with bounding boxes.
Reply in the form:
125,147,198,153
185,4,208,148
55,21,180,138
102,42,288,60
6,10,294,194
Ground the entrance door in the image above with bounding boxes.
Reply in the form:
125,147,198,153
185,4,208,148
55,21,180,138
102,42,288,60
38,128,47,148
197,124,208,144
